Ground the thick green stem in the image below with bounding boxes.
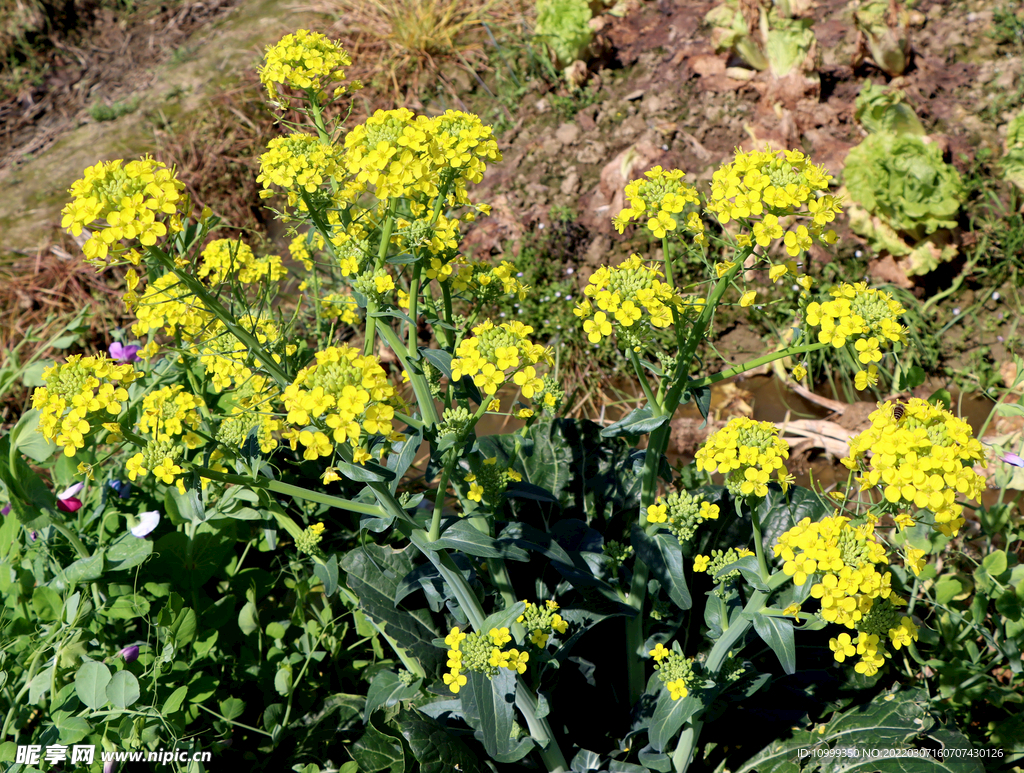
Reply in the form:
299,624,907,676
685,342,827,390
744,498,770,584
377,323,441,427
364,205,397,357
427,463,454,543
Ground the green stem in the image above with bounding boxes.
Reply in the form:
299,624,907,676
685,342,827,390
744,498,770,584
377,323,441,427
629,349,660,412
427,463,454,543
189,465,384,518
364,204,397,358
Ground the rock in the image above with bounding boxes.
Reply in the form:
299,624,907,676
535,98,551,114
541,137,562,157
576,141,606,165
585,235,611,265
560,169,580,195
556,122,580,146
624,88,645,101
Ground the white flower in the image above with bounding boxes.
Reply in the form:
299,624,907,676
131,511,161,538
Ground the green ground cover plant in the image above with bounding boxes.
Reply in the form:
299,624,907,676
0,26,1020,773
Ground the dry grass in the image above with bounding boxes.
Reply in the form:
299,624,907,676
311,0,533,103
0,237,136,424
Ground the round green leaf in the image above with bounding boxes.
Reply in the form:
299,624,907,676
107,670,140,709
75,662,112,709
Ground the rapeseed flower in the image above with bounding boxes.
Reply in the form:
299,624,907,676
450,321,554,400
259,29,356,108
843,399,986,537
695,417,790,499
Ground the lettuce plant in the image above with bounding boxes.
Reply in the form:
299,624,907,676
704,0,818,80
854,80,924,136
535,0,593,67
853,0,911,77
1002,110,1024,192
844,132,965,275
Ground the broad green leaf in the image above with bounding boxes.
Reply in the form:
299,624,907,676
313,554,339,596
75,662,112,709
460,670,534,763
756,486,830,554
982,549,1008,577
238,602,259,635
427,519,529,561
102,596,151,620
418,348,452,379
351,714,406,773
170,607,198,646
32,586,63,621
106,671,140,709
393,707,485,773
275,666,292,696
105,532,154,571
337,459,395,483
648,686,700,753
631,526,691,610
364,671,422,722
10,410,56,462
29,667,54,704
996,586,1023,621
163,685,188,714
150,530,234,587
481,601,527,634
64,551,105,583
341,544,442,672
219,698,245,720
600,405,668,438
54,715,91,745
751,612,796,674
933,577,962,605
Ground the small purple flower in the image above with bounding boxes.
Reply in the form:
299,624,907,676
1,503,9,516
109,342,141,363
131,511,160,538
118,645,140,663
104,760,118,773
108,479,132,499
30,531,37,541
952,307,961,316
1001,453,1024,468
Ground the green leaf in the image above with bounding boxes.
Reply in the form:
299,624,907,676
982,549,1008,577
599,405,668,438
352,714,406,773
933,577,962,605
631,526,691,610
151,530,234,587
102,595,151,620
428,519,529,561
751,612,796,674
105,532,154,571
163,685,188,714
481,602,528,634
238,601,259,636
107,670,140,708
419,348,452,379
219,697,246,720
313,554,339,596
460,670,534,763
10,410,56,462
75,662,112,709
756,486,830,555
54,715,91,745
171,607,198,646
996,586,1024,621
63,551,105,583
364,671,422,722
393,708,486,773
32,587,63,621
337,458,396,483
341,544,442,672
648,682,701,753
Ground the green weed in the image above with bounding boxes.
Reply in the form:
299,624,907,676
88,97,140,122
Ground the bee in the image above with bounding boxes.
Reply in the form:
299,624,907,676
21,707,43,733
892,402,906,422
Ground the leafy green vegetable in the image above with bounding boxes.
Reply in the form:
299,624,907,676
844,133,965,275
535,0,593,67
853,0,910,77
705,1,818,80
854,81,924,136
1001,109,1024,192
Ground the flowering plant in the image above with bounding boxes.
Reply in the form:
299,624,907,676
0,29,1002,773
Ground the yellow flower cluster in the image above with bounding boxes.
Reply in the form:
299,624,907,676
645,491,719,545
843,399,986,537
774,514,919,676
463,456,522,508
61,156,186,266
318,292,361,326
343,108,500,202
517,599,569,648
804,283,908,391
196,239,285,285
33,355,141,456
573,254,704,349
442,626,529,694
125,385,204,491
258,29,356,108
648,642,699,701
612,166,705,245
281,345,404,463
695,417,791,498
192,315,287,393
132,273,213,340
450,320,554,398
257,133,342,204
449,259,529,302
705,147,839,256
